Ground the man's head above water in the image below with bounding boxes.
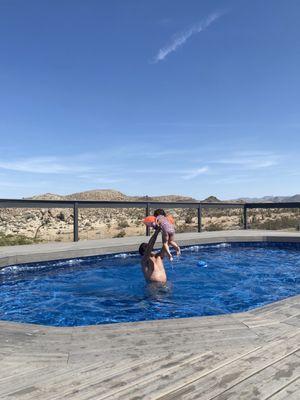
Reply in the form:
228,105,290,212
139,243,148,256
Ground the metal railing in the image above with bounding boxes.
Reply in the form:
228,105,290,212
0,198,300,242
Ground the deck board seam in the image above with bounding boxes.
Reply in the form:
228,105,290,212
263,376,300,400
36,352,199,400
132,347,262,400
206,347,300,400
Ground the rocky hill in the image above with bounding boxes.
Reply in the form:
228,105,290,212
27,189,199,203
202,196,222,203
22,190,300,204
237,195,300,203
65,190,129,201
26,193,66,201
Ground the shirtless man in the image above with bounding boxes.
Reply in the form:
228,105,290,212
139,228,167,284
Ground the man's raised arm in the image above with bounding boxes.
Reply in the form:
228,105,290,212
143,228,161,259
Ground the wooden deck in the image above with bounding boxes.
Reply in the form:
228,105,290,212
0,231,300,399
1,296,299,399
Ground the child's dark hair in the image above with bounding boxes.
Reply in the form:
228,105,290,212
153,208,166,217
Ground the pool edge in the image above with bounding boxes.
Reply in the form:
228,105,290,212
1,229,300,269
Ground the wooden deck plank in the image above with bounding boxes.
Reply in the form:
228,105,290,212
3,353,189,400
95,348,261,400
266,377,300,399
210,352,300,400
153,333,300,400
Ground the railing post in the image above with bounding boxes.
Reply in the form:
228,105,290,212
243,205,248,230
197,204,202,232
73,202,79,242
145,202,150,236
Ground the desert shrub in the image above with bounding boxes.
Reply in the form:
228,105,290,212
113,230,126,238
205,222,223,231
0,232,39,246
185,215,193,224
24,212,35,221
251,216,300,230
117,219,130,229
176,223,189,233
184,209,196,224
57,212,65,221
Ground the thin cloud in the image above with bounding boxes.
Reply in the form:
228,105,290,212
153,11,224,63
0,156,93,174
217,152,281,170
214,176,257,185
143,148,198,159
126,166,209,178
182,166,209,180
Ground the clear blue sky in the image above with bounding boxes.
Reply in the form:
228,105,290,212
0,0,299,199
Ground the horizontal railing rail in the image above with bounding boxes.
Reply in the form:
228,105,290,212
0,198,300,241
245,202,300,209
0,199,244,209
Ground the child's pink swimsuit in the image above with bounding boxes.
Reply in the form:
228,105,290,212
156,215,175,236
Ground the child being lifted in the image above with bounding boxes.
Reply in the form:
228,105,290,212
146,209,181,262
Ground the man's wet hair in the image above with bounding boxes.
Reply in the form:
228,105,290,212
153,208,166,217
139,243,148,256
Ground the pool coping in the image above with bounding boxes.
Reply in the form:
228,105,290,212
1,229,300,269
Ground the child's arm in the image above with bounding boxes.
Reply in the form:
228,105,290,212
155,217,162,227
151,217,161,230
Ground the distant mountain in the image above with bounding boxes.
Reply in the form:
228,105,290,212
65,189,128,201
27,190,300,203
28,190,198,203
137,195,197,202
237,195,300,203
202,196,222,203
285,195,300,202
27,193,66,201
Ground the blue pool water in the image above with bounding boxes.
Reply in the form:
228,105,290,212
0,242,300,327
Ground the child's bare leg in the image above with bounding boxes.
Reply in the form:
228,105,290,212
169,241,181,256
162,232,173,261
163,242,173,261
169,233,180,256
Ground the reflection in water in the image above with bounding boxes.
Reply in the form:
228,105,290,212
146,281,173,300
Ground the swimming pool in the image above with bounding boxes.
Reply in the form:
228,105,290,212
0,242,299,327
